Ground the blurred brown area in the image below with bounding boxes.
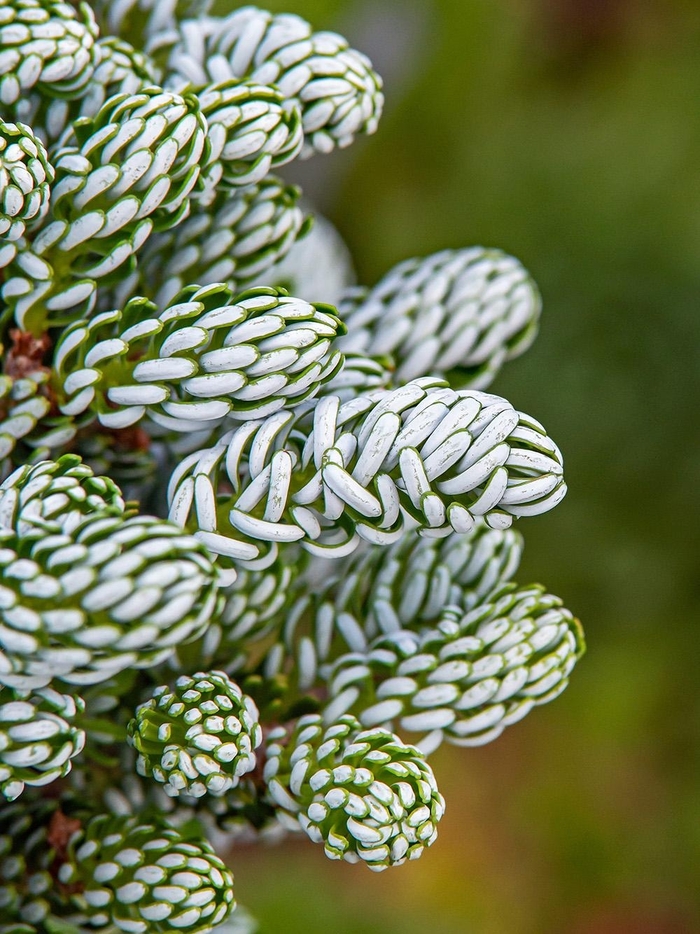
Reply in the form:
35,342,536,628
212,0,700,930
541,0,649,48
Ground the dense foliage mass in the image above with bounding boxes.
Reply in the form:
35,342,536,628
0,2,583,931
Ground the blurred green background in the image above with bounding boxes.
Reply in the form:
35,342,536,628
215,1,700,931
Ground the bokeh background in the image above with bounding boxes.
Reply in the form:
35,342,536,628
214,1,700,931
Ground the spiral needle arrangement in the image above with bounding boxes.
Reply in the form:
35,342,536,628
0,2,584,932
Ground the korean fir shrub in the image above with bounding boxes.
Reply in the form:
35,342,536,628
0,1,584,931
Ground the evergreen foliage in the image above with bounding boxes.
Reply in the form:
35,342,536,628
0,1,584,930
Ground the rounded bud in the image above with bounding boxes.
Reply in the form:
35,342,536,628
53,85,208,231
324,585,584,752
338,247,542,390
0,122,53,248
264,714,445,870
0,455,125,533
168,379,566,566
165,8,384,157
0,0,99,104
6,35,158,164
0,470,221,689
0,684,85,800
199,80,303,190
55,284,345,431
60,812,236,933
129,671,262,798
